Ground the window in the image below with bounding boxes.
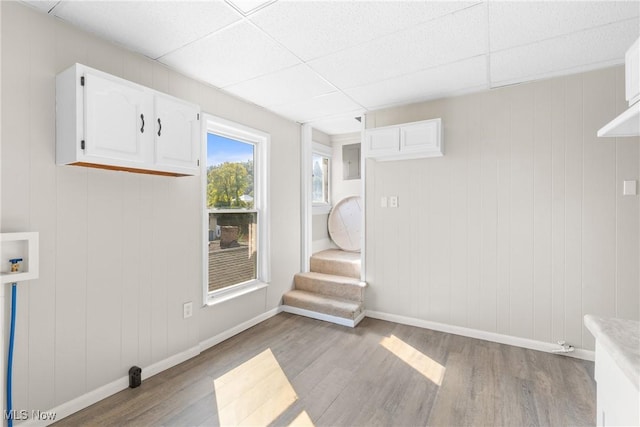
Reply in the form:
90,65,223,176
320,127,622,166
312,143,332,214
203,115,270,304
312,154,329,204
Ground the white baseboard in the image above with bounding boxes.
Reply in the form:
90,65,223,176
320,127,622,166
19,345,201,427
199,306,282,352
282,305,361,328
365,310,595,361
20,307,284,426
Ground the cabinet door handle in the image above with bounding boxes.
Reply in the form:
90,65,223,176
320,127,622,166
157,118,162,137
140,114,145,133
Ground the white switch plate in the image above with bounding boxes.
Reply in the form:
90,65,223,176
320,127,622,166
183,302,193,319
381,196,388,208
623,180,637,196
389,196,398,208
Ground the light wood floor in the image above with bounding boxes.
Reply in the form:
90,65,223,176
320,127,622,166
54,313,596,426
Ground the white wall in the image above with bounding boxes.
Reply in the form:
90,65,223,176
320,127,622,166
365,66,639,352
1,2,299,414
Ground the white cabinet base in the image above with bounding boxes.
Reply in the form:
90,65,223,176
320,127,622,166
595,341,640,426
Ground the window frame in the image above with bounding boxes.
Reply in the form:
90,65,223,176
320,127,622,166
312,142,332,215
202,114,270,306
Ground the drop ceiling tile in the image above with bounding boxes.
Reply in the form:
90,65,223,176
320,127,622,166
311,115,363,136
51,1,242,59
489,1,640,52
269,92,364,123
250,1,480,61
223,64,336,108
490,19,639,87
159,21,301,88
308,3,488,89
227,0,275,16
20,0,59,13
345,56,488,110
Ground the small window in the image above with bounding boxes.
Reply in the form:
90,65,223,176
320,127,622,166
312,143,332,214
312,153,329,205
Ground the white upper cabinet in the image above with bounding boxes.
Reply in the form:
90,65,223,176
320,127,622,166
154,95,200,174
365,127,400,157
364,118,443,161
56,63,201,176
84,72,152,165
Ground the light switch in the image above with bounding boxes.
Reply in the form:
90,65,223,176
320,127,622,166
389,196,398,208
381,196,388,208
623,180,637,196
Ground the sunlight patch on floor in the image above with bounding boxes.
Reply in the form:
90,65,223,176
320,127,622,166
380,335,446,385
214,348,298,426
288,410,315,427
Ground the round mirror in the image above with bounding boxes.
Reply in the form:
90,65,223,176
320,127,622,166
328,196,362,252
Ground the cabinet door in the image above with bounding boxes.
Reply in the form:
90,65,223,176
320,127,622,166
154,95,200,175
400,119,441,154
84,72,152,164
364,127,399,157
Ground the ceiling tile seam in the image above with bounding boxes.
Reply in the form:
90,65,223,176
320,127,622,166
224,0,277,18
489,57,626,88
154,13,248,61
47,0,61,14
254,0,486,65
242,19,368,113
487,16,640,55
218,62,331,96
334,54,488,93
365,84,487,112
298,109,366,126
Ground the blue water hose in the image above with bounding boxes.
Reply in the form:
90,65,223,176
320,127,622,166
7,283,16,427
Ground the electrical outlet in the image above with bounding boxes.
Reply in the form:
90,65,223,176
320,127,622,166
623,180,637,196
389,196,398,208
183,302,193,319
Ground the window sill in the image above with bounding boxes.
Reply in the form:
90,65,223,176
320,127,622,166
312,204,332,215
206,281,269,307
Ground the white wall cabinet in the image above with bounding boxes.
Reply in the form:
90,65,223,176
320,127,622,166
57,63,201,176
364,118,442,161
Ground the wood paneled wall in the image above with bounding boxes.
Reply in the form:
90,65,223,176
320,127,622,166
1,2,300,413
365,66,639,351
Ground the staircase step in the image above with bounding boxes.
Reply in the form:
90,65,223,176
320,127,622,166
294,272,365,302
283,290,364,321
310,249,360,279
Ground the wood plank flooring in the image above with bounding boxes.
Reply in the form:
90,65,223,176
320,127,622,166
53,313,596,426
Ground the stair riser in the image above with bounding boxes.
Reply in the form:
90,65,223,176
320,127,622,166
310,258,360,279
294,275,364,302
283,294,363,321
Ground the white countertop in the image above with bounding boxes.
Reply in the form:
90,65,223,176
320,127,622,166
584,315,640,391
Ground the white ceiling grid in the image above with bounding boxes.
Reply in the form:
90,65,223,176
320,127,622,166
21,0,640,135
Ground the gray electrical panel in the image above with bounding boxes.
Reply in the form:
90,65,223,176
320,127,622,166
342,143,361,180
